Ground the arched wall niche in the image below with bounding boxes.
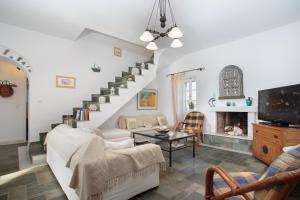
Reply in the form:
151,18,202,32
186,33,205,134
0,44,31,142
0,45,32,78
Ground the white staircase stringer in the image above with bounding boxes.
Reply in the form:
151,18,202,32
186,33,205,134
77,64,157,129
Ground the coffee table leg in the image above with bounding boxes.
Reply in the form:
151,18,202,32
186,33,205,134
169,141,172,167
193,135,195,158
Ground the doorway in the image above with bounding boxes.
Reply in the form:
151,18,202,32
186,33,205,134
0,60,28,144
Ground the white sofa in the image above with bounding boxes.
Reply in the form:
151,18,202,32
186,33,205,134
117,113,170,131
113,114,170,142
46,124,162,200
98,114,170,142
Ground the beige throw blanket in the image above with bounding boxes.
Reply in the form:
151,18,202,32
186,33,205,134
115,144,166,171
68,137,165,200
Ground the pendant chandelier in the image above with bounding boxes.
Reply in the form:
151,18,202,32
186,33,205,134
139,0,183,50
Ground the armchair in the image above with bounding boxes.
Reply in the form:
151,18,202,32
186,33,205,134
205,145,300,200
176,111,204,145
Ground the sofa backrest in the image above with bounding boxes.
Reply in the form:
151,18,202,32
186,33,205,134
118,114,166,129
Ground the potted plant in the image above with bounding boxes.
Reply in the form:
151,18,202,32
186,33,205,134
188,101,195,110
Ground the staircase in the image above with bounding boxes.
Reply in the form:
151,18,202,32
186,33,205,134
76,63,157,129
29,62,158,163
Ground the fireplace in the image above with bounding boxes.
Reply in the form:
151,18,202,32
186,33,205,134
217,112,248,136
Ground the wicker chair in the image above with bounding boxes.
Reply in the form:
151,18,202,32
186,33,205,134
176,111,204,145
205,145,300,200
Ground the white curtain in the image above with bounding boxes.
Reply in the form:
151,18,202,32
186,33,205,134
171,73,184,124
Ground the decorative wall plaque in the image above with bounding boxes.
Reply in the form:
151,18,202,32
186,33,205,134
219,65,244,99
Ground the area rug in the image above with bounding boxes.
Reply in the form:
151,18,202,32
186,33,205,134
0,164,67,200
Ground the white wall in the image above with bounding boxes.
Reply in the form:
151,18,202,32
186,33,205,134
157,21,300,131
0,22,151,142
0,60,27,144
101,79,159,128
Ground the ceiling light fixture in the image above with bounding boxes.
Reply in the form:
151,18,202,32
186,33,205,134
139,0,183,50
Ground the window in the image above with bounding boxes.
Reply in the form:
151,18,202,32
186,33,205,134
184,79,197,112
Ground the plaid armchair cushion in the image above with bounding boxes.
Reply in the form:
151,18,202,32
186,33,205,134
254,145,300,199
179,112,204,133
213,172,260,200
212,146,300,200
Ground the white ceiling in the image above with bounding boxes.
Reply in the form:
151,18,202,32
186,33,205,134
1,0,300,55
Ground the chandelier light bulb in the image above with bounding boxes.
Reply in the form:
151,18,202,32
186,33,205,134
168,26,183,38
139,30,154,42
170,39,183,48
146,41,158,50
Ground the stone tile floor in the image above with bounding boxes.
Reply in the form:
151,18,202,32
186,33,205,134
133,146,268,200
0,143,27,176
0,144,299,200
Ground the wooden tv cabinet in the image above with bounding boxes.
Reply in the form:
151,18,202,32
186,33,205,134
252,123,300,165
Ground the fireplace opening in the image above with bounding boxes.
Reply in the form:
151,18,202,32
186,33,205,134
217,112,248,136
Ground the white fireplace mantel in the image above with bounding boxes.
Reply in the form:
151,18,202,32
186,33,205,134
207,106,258,140
208,106,257,113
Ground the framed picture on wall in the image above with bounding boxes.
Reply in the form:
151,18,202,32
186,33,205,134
137,89,157,110
114,47,122,57
56,76,76,88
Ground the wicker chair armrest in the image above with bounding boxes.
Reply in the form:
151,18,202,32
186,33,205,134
217,169,300,200
206,168,300,200
205,166,252,200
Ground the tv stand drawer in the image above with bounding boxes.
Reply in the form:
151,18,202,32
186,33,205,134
254,127,282,144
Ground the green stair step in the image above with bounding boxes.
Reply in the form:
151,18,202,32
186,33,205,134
29,142,46,157
39,132,48,144
51,123,62,129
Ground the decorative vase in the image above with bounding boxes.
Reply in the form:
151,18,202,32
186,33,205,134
246,97,253,106
226,102,231,106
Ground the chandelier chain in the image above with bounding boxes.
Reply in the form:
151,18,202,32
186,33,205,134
168,0,176,25
147,0,158,29
154,1,159,31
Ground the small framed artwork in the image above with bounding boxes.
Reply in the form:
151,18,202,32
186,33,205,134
56,76,76,88
114,47,122,57
137,89,157,110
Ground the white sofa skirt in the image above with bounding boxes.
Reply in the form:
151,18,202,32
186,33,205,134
47,144,159,200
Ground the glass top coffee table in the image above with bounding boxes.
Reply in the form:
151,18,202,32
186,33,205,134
132,130,195,167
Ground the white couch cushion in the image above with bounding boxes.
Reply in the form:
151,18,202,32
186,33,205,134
126,118,137,130
101,128,131,140
105,139,134,150
157,115,168,126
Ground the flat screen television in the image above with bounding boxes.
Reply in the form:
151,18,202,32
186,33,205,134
258,84,300,126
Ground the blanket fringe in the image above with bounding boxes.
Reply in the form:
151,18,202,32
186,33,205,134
88,162,166,200
104,162,166,193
